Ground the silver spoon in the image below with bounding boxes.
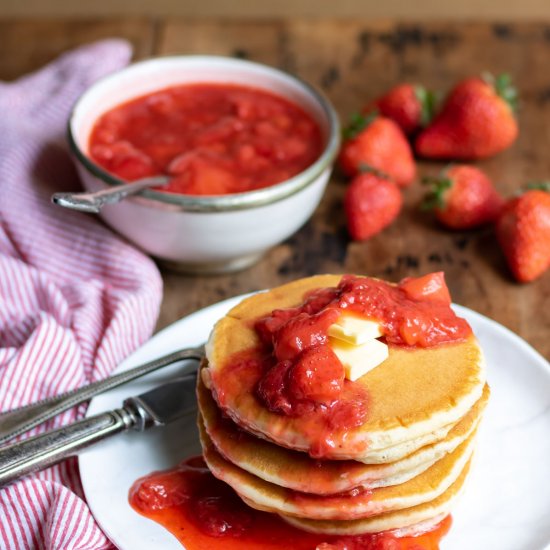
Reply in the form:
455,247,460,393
51,176,170,213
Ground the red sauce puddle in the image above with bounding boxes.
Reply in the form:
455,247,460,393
129,456,452,550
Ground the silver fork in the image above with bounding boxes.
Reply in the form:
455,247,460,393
0,345,204,445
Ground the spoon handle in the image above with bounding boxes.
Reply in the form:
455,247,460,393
0,345,204,445
51,176,170,213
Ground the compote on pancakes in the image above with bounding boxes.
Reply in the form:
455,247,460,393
131,272,489,549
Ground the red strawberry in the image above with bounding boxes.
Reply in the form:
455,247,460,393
338,114,416,187
496,185,550,283
415,73,518,160
422,165,504,230
344,172,403,241
365,84,436,136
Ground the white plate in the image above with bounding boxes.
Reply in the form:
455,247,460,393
80,297,550,550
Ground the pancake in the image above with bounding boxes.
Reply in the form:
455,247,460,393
199,413,477,521
198,368,489,493
203,274,486,461
359,420,459,464
282,459,471,535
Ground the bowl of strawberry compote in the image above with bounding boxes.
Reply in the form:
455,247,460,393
68,56,340,273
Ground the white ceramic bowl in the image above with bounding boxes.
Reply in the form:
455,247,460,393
68,56,340,273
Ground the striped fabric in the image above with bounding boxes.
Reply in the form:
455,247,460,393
0,41,163,549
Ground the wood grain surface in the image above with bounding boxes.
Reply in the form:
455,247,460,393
3,0,550,20
1,19,549,358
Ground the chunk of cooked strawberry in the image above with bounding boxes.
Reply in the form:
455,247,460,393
254,307,302,346
288,345,344,405
273,309,340,362
255,360,293,415
399,272,452,304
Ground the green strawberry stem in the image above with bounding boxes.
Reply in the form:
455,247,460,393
482,72,518,114
526,181,550,193
342,111,377,140
421,176,453,211
358,163,390,179
414,86,438,127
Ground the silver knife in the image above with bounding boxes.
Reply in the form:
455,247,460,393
0,373,197,488
0,345,204,445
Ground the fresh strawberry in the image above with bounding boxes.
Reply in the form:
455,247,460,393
365,84,437,136
338,114,416,187
422,165,504,230
344,172,403,241
415,73,518,160
496,184,550,283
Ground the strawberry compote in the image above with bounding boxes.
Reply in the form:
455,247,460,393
129,456,452,550
89,83,323,195
252,272,471,418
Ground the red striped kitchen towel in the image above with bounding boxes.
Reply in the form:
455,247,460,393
0,41,163,549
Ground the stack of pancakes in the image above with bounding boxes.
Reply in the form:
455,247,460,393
198,275,489,536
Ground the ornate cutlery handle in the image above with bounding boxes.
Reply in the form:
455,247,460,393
0,346,204,445
0,408,135,487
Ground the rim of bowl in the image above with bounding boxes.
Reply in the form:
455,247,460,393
67,55,341,213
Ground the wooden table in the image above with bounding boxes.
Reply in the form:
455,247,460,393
2,18,549,358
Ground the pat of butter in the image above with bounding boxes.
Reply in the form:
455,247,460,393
328,315,383,345
330,337,389,381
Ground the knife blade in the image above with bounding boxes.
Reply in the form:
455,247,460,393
124,373,198,430
0,373,197,488
0,345,204,445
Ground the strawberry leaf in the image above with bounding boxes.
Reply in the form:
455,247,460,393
421,176,452,211
482,71,518,114
414,86,438,127
358,163,390,179
526,181,550,193
342,111,377,140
